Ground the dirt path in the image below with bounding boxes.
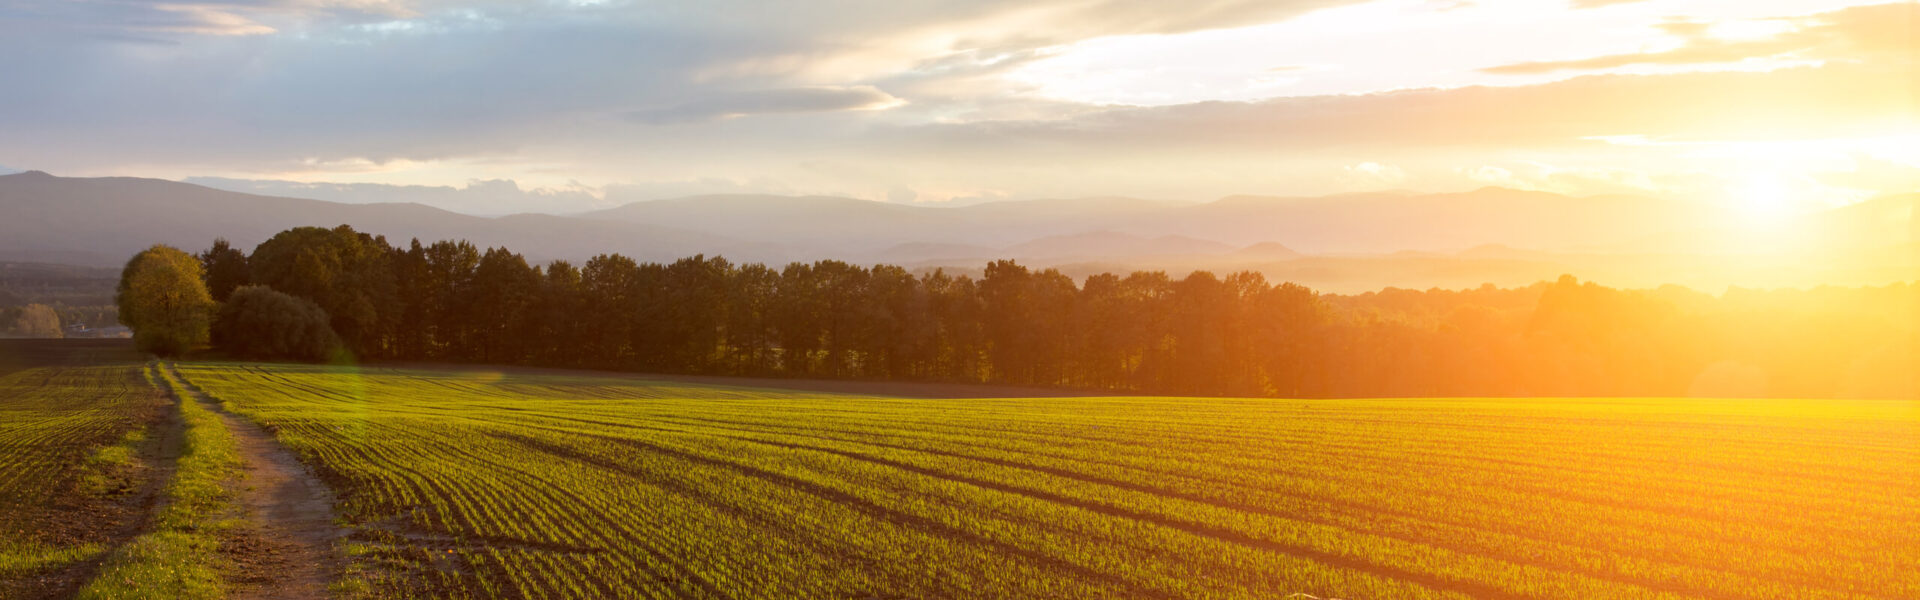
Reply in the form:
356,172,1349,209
165,363,343,600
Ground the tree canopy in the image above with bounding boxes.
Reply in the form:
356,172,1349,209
214,285,342,361
11,304,62,338
117,244,213,356
198,238,250,302
161,226,1919,399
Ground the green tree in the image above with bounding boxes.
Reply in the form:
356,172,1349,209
13,303,63,338
725,263,780,374
214,285,341,361
581,254,643,369
249,225,399,358
468,247,541,364
530,260,585,366
197,238,250,302
117,245,214,356
773,262,825,374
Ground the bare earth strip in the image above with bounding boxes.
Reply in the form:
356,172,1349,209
166,364,344,600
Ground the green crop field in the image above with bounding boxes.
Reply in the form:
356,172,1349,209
0,364,167,597
150,362,1917,600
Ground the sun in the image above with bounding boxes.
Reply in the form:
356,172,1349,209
1732,173,1794,227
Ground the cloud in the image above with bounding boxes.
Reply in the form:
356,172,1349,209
187,176,607,215
0,0,1909,208
1482,3,1914,74
1816,155,1920,195
1340,162,1407,187
1570,0,1651,8
895,61,1908,154
626,86,905,124
0,0,414,38
602,177,799,204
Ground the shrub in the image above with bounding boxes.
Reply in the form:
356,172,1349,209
215,286,342,361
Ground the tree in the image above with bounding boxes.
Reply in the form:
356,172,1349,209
13,304,62,338
725,263,780,374
922,270,984,381
530,260,586,366
117,245,214,356
215,286,341,361
581,254,643,369
421,239,481,359
468,247,541,364
660,255,732,372
773,262,826,374
249,225,399,358
198,238,250,302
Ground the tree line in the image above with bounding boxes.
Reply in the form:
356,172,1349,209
119,225,1917,398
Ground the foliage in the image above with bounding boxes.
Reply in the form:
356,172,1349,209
214,285,342,361
248,226,397,358
116,245,214,356
184,227,1918,398
177,362,1920,599
197,238,250,303
11,303,61,338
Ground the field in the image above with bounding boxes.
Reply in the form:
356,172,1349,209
144,362,1917,600
0,362,168,599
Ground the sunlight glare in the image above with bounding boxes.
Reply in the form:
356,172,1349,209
1733,173,1794,227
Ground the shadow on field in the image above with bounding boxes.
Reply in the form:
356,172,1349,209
377,361,1095,399
0,339,143,376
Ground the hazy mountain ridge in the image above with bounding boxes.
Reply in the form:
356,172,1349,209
3,171,1912,293
0,171,737,267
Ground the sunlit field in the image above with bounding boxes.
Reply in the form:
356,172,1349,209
163,362,1918,600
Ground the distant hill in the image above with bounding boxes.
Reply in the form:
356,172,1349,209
4,171,1910,293
1232,242,1303,260
1160,188,1714,253
0,262,119,307
1004,232,1234,261
586,186,1717,255
0,171,737,267
582,194,1190,251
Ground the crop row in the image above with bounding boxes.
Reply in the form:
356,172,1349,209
179,363,1920,600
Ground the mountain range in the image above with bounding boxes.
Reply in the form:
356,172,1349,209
1,170,1912,293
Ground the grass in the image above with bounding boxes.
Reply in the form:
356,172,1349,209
74,363,242,600
0,541,107,580
172,361,1920,600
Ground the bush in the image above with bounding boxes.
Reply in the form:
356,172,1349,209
215,286,342,361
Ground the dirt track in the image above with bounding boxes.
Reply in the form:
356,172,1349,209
167,364,342,600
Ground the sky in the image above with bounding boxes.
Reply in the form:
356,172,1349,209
0,0,1914,216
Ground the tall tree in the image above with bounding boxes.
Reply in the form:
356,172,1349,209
581,254,643,369
531,260,586,366
468,247,541,364
922,270,984,382
725,263,780,374
978,260,1036,384
421,240,481,359
117,244,214,356
660,255,731,372
197,238,250,302
773,262,825,374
